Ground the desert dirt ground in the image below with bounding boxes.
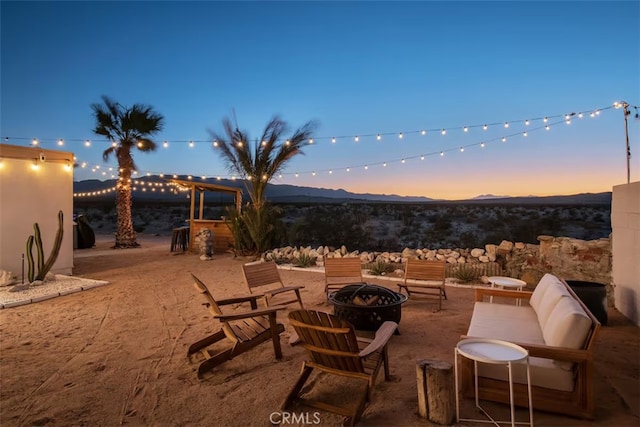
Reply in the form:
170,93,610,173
0,234,638,427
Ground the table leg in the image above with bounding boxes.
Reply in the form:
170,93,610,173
454,349,460,422
508,361,515,427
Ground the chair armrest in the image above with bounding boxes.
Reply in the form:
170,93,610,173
217,294,264,306
215,305,287,322
460,335,592,362
359,321,397,357
265,286,305,297
474,288,533,302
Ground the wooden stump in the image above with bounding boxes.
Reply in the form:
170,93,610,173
416,359,455,425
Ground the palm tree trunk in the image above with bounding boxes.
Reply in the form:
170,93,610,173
114,156,139,248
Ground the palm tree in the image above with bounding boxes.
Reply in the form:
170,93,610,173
91,96,164,248
210,116,315,254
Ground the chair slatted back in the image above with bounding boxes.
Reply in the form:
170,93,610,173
191,273,239,343
404,258,445,284
324,257,363,292
242,261,283,293
288,310,364,373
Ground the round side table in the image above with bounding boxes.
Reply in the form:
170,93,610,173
454,338,534,427
488,276,527,306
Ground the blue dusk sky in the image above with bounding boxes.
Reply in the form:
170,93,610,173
1,1,638,200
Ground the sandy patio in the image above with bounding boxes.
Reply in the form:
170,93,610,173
0,235,638,427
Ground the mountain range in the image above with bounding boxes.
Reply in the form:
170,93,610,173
73,176,612,205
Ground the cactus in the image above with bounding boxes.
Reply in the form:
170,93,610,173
25,211,64,283
26,236,35,283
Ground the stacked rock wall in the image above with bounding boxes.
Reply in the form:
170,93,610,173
264,234,613,305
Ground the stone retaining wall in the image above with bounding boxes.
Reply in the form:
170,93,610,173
263,234,613,305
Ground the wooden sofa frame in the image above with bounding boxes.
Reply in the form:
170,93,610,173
459,280,601,419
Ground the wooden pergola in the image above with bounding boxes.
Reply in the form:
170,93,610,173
167,178,243,253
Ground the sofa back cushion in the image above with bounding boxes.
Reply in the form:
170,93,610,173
543,296,592,370
530,274,562,313
534,279,571,330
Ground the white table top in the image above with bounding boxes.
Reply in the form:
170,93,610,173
488,276,527,288
456,338,528,364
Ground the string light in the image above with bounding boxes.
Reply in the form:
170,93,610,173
163,141,169,148
84,140,91,147
8,102,623,183
398,132,403,139
32,138,38,146
441,129,446,135
376,134,381,140
5,103,618,152
57,139,64,146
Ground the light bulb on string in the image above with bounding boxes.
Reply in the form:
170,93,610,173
163,141,169,148
354,136,359,142
441,129,446,135
189,141,194,148
398,132,403,139
483,124,488,130
463,126,468,132
523,132,528,137
331,137,336,143
545,125,550,131
32,138,38,146
377,134,381,140
480,142,485,148
525,120,530,126
504,122,509,128
502,137,507,142
85,140,91,147
421,130,426,135
57,139,64,146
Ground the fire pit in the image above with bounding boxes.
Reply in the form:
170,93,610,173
328,284,408,331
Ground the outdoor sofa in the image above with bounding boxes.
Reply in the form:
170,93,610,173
459,273,601,419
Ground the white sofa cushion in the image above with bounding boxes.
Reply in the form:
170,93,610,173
533,280,571,330
543,296,592,370
467,302,544,345
530,273,562,312
477,356,575,392
467,302,575,391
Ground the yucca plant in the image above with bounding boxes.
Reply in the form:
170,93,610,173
211,116,316,255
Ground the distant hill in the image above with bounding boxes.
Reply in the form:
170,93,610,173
73,176,612,205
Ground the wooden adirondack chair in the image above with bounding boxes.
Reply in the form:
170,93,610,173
397,258,447,311
188,273,286,378
282,310,397,426
242,261,304,309
324,257,364,296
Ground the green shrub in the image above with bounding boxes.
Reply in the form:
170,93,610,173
454,265,480,283
293,253,316,268
368,260,395,276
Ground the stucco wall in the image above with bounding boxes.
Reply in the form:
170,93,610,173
0,144,74,280
612,181,640,326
